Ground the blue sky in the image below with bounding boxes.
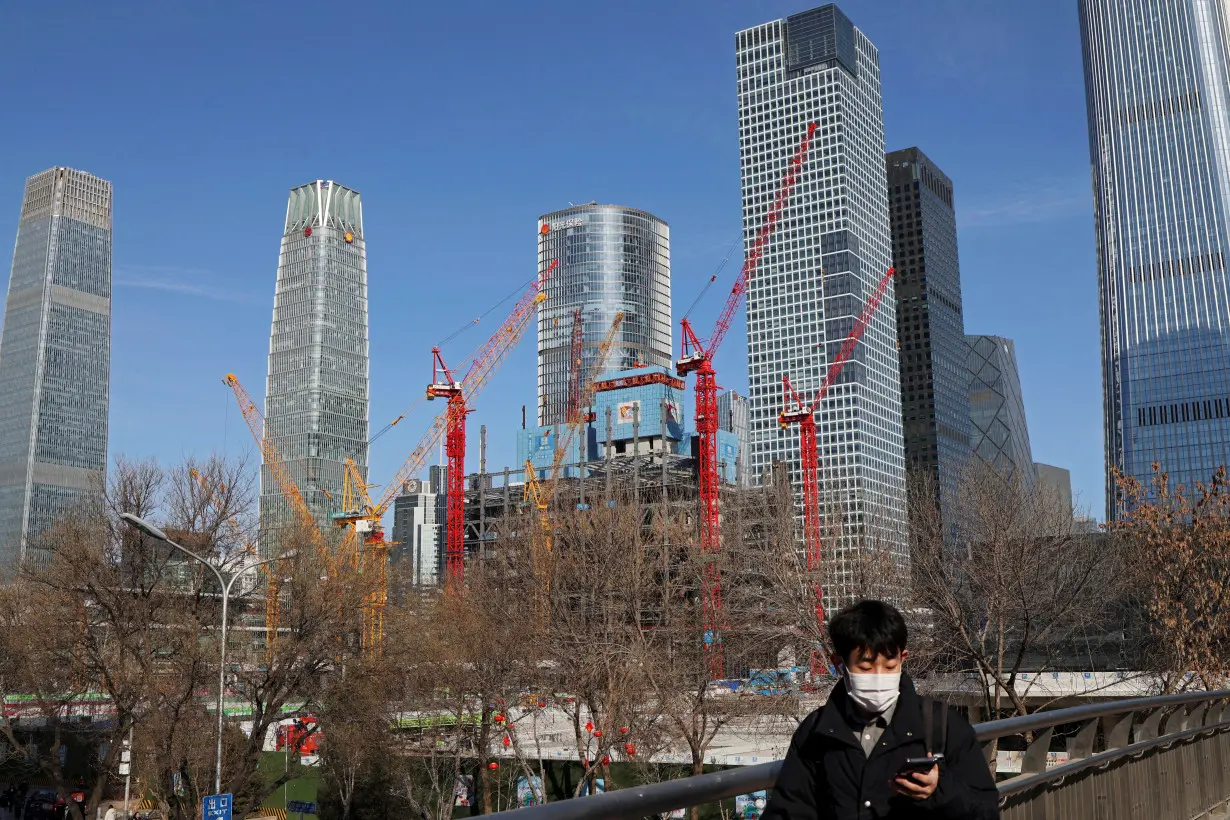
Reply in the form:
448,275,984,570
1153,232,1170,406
0,0,1105,516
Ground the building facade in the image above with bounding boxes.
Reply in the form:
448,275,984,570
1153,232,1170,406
536,204,671,427
886,148,971,520
967,335,1034,482
717,389,751,485
260,180,369,553
1080,0,1230,518
737,4,907,598
390,469,444,586
1034,462,1074,512
0,167,112,570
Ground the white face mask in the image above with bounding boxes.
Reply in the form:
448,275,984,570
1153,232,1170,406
843,667,901,715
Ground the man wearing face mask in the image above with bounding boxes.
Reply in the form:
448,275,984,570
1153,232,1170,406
762,600,999,819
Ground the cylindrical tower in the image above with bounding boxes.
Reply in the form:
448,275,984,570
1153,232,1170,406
536,204,671,426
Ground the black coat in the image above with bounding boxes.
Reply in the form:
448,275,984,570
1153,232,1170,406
762,674,1000,820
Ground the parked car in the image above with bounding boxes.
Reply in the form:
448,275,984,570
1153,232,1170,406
23,789,67,820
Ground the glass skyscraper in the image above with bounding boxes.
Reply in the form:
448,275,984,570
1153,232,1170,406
1080,0,1230,517
887,148,971,522
536,204,671,426
0,167,112,570
737,4,907,600
260,180,369,553
967,335,1034,482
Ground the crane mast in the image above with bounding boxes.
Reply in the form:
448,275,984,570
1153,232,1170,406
566,308,585,424
779,265,896,673
424,261,554,586
675,123,817,675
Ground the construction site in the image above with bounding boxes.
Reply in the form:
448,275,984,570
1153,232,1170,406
218,121,903,679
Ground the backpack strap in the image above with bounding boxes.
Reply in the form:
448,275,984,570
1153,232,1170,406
922,697,948,757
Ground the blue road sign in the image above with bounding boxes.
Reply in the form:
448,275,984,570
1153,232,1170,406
287,801,318,815
203,794,232,820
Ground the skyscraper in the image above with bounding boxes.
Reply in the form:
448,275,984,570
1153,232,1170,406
536,204,671,426
1080,0,1230,518
717,390,750,485
967,335,1034,482
0,168,112,570
260,180,369,553
390,468,445,586
886,148,971,519
737,4,907,593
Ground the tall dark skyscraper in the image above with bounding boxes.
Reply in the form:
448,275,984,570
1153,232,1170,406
260,180,369,554
0,168,112,570
1080,0,1230,518
886,148,971,520
737,4,907,596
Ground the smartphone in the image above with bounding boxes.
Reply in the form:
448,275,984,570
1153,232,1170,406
896,754,944,778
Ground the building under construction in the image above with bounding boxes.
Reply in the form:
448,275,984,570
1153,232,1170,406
461,366,743,556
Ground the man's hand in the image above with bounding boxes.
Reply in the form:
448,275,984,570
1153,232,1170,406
890,764,938,800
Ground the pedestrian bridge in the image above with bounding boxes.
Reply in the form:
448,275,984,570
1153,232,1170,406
490,689,1230,820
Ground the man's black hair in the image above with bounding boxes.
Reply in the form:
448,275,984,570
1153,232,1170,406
828,599,908,662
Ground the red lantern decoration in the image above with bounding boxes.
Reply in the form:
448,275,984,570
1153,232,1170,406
488,761,499,770
538,700,547,708
593,730,603,738
494,713,505,724
601,756,610,766
303,226,312,237
619,727,629,735
502,736,511,747
625,743,636,755
584,721,593,733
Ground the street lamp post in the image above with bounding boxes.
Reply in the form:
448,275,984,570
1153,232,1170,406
119,512,290,796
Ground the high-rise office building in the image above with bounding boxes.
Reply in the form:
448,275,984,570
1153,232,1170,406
536,204,671,426
0,168,112,570
717,390,750,486
886,148,971,520
1034,462,1074,512
967,335,1034,482
260,180,369,553
390,468,445,586
1080,0,1230,518
737,4,907,596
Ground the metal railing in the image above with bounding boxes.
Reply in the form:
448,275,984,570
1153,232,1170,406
488,689,1230,820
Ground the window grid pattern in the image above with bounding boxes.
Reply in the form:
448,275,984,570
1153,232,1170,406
1081,0,1230,517
536,205,671,426
967,335,1034,481
736,7,907,609
887,148,971,526
0,167,111,569
260,181,370,554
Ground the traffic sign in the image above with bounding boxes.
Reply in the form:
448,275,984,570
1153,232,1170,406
287,801,318,815
203,793,232,820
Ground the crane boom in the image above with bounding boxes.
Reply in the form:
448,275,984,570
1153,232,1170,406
375,260,555,518
779,265,897,675
223,373,320,539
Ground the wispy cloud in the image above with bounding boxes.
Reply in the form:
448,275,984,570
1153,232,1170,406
958,178,1091,230
114,265,261,304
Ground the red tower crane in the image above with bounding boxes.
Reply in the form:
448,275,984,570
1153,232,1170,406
566,308,584,424
676,122,817,673
427,259,556,584
778,265,897,674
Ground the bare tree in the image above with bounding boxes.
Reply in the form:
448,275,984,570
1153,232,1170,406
1111,463,1230,691
0,457,209,820
910,459,1125,722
